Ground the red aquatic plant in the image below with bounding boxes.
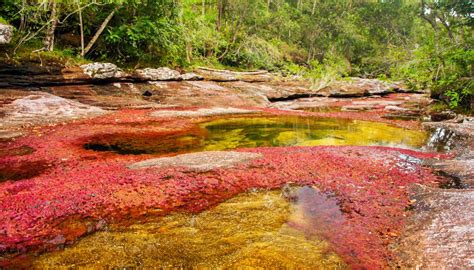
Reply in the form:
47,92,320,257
0,108,447,268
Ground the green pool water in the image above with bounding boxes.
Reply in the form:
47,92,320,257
84,116,429,155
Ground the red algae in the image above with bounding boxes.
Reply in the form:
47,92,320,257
0,109,448,268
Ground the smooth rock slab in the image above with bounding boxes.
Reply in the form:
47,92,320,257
397,185,474,269
150,107,259,118
129,151,263,171
1,92,105,128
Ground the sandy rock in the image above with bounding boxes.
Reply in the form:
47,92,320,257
81,63,124,79
0,24,13,44
151,107,259,118
129,151,263,171
0,92,105,128
135,67,181,81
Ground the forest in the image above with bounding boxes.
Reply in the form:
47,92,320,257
0,0,472,110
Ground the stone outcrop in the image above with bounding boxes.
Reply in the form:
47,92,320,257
129,151,263,171
80,62,126,80
0,24,13,44
316,78,406,97
134,67,181,81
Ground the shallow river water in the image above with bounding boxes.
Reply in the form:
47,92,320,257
84,116,429,155
33,187,348,268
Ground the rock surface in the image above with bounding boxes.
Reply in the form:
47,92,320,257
81,63,126,80
396,185,474,269
129,151,263,171
151,107,259,118
0,92,105,129
134,67,181,81
179,72,203,81
0,24,13,44
317,78,400,97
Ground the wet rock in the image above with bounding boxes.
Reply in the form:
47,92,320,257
0,24,14,44
129,151,263,171
134,67,181,81
396,185,474,269
150,107,259,118
179,72,203,81
429,159,474,187
80,63,126,80
424,120,474,188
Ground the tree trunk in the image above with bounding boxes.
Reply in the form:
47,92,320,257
312,0,317,15
83,6,118,55
43,0,58,51
78,1,85,56
202,0,205,17
217,0,224,31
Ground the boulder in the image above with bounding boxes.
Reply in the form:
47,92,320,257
134,67,181,81
129,151,263,171
80,63,125,80
0,24,13,44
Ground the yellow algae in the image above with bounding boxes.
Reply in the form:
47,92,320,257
200,116,428,150
33,190,347,269
83,116,429,155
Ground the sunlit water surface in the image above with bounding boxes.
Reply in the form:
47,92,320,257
33,187,348,269
84,116,429,155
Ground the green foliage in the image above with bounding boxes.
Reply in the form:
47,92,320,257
0,0,472,111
